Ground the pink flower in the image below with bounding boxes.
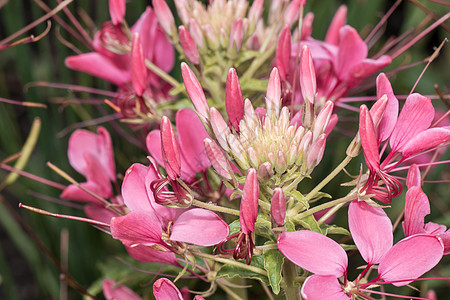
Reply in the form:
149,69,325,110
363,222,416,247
403,168,450,254
153,278,205,300
146,108,211,205
278,201,444,299
110,161,229,256
61,127,115,204
359,75,450,203
65,6,174,115
103,279,142,300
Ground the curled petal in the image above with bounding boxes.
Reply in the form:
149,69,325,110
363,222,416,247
179,25,199,64
403,186,429,237
301,275,349,300
240,169,259,235
348,201,393,264
153,278,184,300
170,208,229,246
277,230,348,277
379,234,443,286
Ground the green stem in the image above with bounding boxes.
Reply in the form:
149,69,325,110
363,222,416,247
292,192,357,223
193,252,268,277
241,44,276,81
282,260,300,300
144,59,179,88
305,155,353,201
192,200,240,216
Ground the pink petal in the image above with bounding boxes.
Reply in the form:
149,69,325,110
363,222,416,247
181,63,209,123
65,53,129,86
402,127,450,158
379,234,443,286
300,45,317,104
359,105,380,171
346,55,391,86
348,201,393,264
390,93,434,153
325,5,347,45
176,108,211,173
67,127,116,181
153,278,183,300
161,116,181,180
271,188,286,226
285,0,305,26
406,164,421,188
277,230,348,277
229,19,244,51
84,205,117,224
225,68,244,131
276,25,292,81
147,129,165,167
368,95,388,129
61,181,107,204
125,244,178,265
103,279,142,300
240,169,259,235
204,138,233,180
110,211,163,246
170,208,229,246
336,26,367,80
179,25,199,64
122,164,153,212
376,73,398,142
266,68,281,117
301,275,349,300
109,0,126,25
152,0,175,36
130,33,148,96
403,186,429,237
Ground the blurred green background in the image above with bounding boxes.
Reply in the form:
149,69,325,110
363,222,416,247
0,0,448,299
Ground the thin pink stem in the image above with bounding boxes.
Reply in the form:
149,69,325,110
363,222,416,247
25,81,118,97
365,0,403,44
1,164,66,190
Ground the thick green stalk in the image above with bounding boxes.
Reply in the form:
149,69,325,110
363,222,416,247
282,260,300,300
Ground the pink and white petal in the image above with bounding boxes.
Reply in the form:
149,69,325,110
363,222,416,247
125,244,178,265
122,163,153,212
325,5,347,45
110,211,163,246
103,279,142,300
153,278,184,300
176,108,211,173
376,73,398,142
390,93,434,153
170,208,229,246
378,234,444,286
403,186,429,237
240,168,259,235
301,275,349,300
348,201,393,264
277,231,348,277
402,128,450,158
65,53,130,86
67,129,99,175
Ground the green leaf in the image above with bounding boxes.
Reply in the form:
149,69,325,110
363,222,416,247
321,225,350,236
169,82,187,96
297,214,321,233
240,79,269,93
263,246,284,294
216,255,269,285
229,219,241,235
236,50,260,64
285,218,296,232
157,98,193,111
340,244,358,251
289,190,309,211
255,214,274,240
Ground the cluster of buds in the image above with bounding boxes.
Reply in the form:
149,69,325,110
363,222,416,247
153,0,305,107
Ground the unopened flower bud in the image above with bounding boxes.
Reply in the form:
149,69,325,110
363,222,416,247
313,101,333,141
307,133,327,171
153,0,176,37
271,188,286,226
285,0,305,26
210,107,231,152
257,162,274,181
181,63,209,123
275,151,287,174
130,33,147,97
179,25,200,64
226,68,244,132
229,19,244,52
109,0,126,26
161,116,181,181
266,68,281,118
189,19,204,50
240,168,259,235
204,138,235,182
276,25,291,81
